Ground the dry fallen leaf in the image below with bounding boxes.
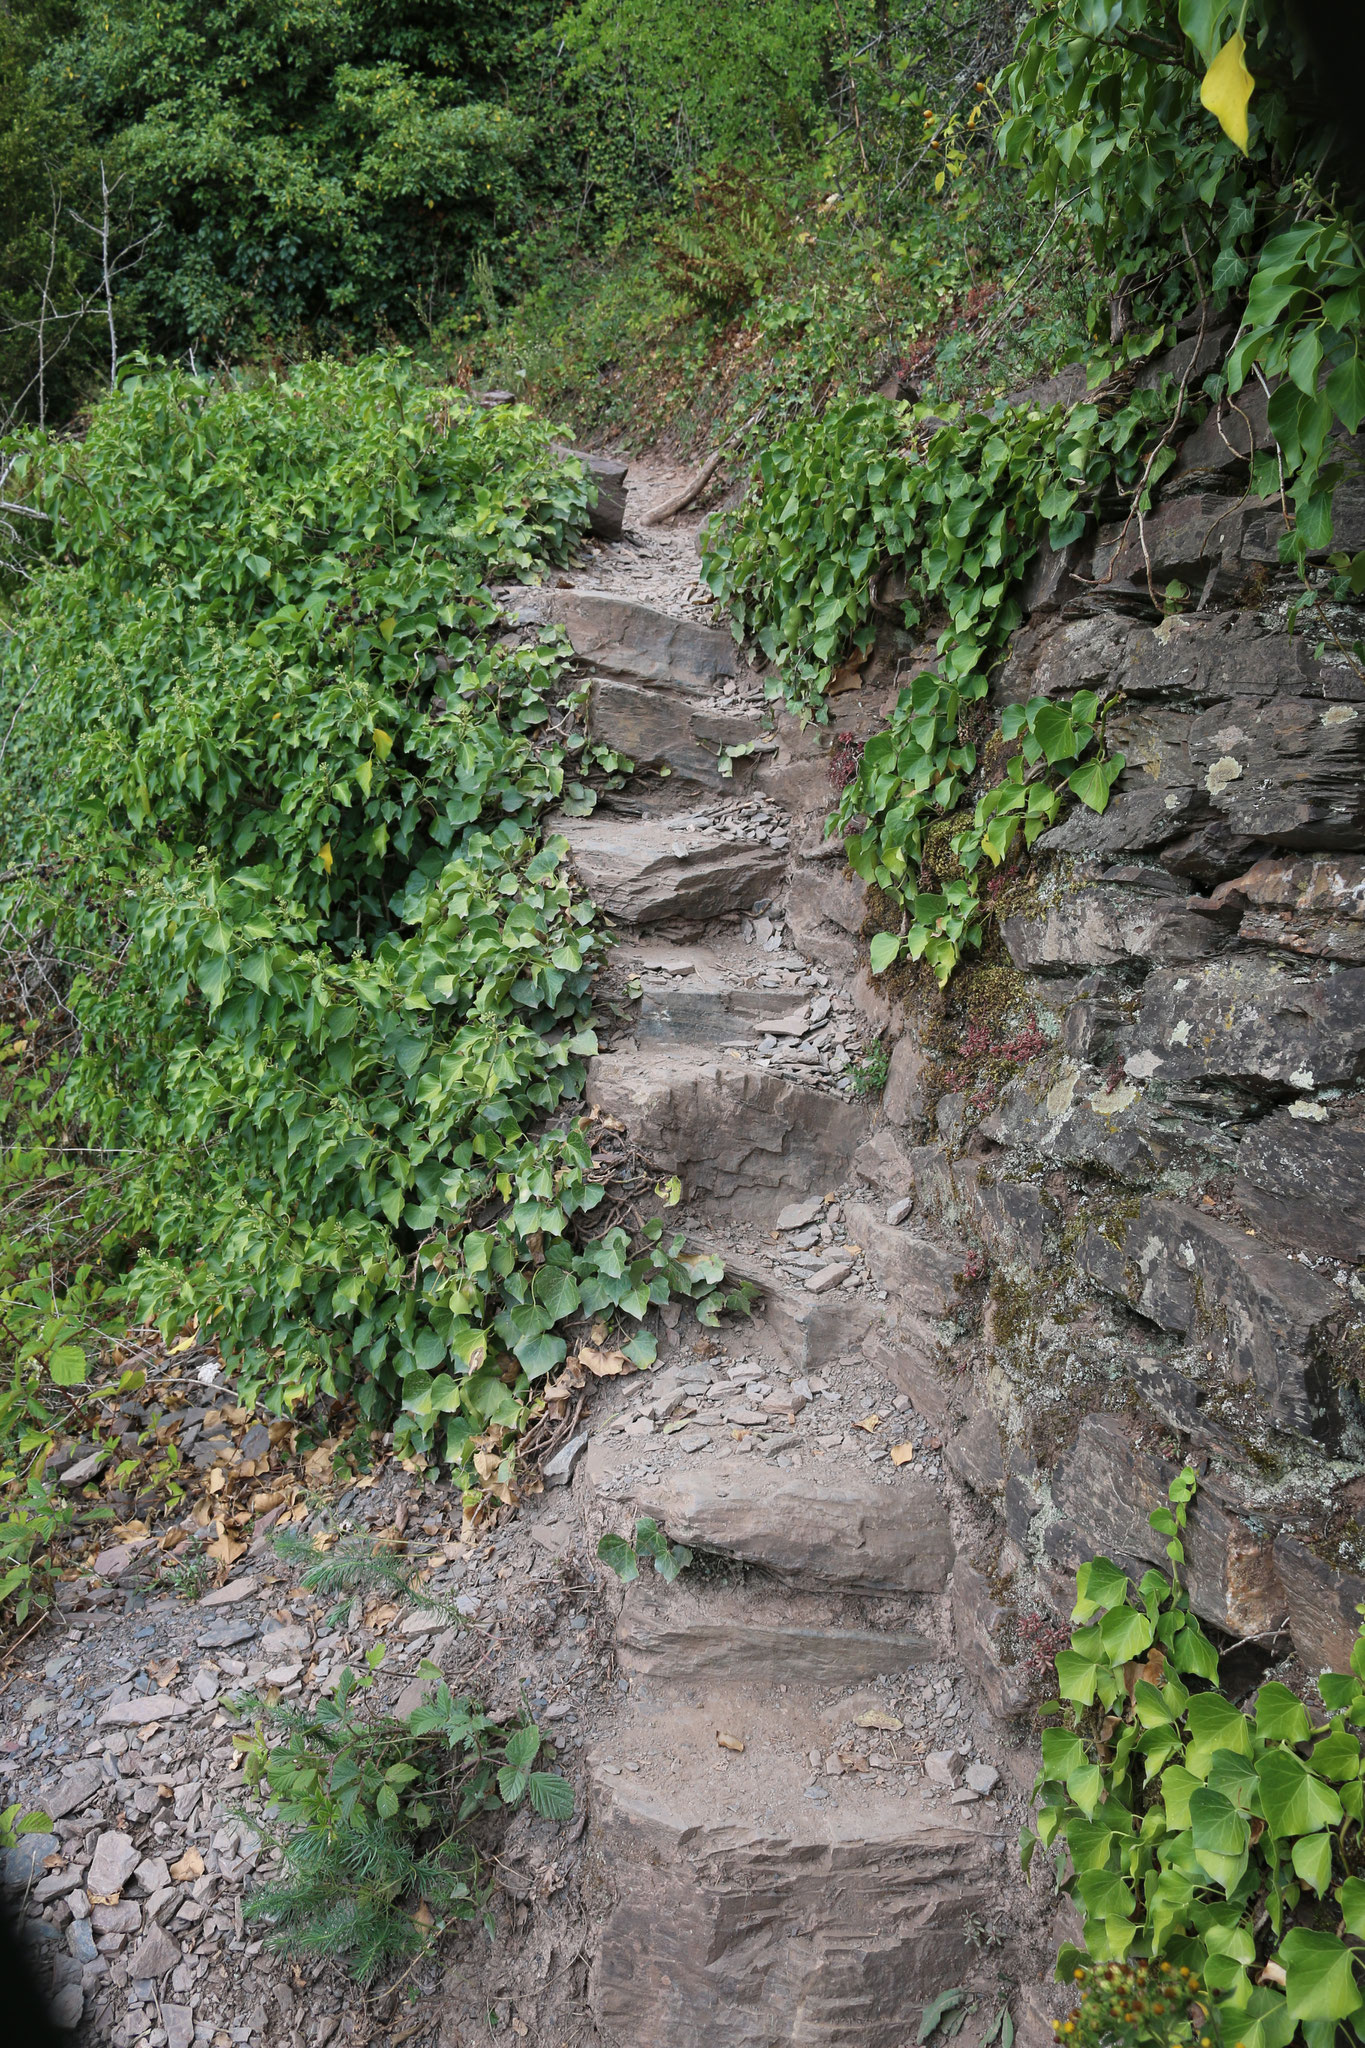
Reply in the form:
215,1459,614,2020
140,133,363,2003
205,1534,246,1568
579,1345,631,1377
169,1848,205,1882
855,1414,881,1433
412,1900,435,1929
204,1468,225,1496
889,1442,916,1466
250,1489,286,1515
716,1732,745,1753
146,1657,181,1689
303,1441,338,1487
854,1709,903,1732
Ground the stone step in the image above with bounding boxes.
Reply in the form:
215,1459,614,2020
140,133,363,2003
558,811,786,923
543,588,740,689
585,1440,954,1594
613,1573,933,1683
587,1690,1011,2048
586,1046,869,1221
589,675,769,789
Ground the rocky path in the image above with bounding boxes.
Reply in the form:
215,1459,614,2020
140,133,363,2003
0,453,1060,2048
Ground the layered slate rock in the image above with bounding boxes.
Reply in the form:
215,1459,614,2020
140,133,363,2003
542,589,762,788
1080,1200,1355,1443
557,812,786,923
587,1052,868,1219
1233,1112,1365,1260
590,1702,1002,2048
1128,958,1365,1094
1042,1414,1287,1637
587,1445,954,1594
614,1573,933,1682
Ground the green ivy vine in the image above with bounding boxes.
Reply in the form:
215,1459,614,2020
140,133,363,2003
1032,1469,1365,2048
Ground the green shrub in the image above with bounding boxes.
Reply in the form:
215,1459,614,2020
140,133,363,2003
1032,1469,1365,2048
0,356,741,1503
238,1647,573,1981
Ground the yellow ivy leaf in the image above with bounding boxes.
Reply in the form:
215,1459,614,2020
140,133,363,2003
319,840,333,874
372,727,393,759
1200,33,1254,154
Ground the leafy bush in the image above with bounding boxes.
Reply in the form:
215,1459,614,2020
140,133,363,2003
239,1647,573,1981
1032,1469,1365,2048
0,356,738,1501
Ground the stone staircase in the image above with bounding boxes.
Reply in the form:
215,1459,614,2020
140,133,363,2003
502,568,1056,2046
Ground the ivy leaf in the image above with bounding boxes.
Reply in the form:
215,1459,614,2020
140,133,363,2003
1073,1556,1129,1621
869,931,902,974
1255,1682,1311,1745
1098,1604,1154,1663
1291,1831,1333,1895
1256,1747,1344,1839
1199,33,1255,154
1326,354,1365,435
1067,754,1122,813
1338,1877,1365,1939
596,1533,638,1584
1279,1929,1363,2023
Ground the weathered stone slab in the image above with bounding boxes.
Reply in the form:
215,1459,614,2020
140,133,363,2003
558,814,786,924
1080,1204,1355,1443
979,1065,1172,1186
785,861,867,974
969,1175,1055,1269
1039,783,1207,861
588,678,764,788
863,1332,962,1431
590,1731,1001,2048
1233,1113,1365,1262
1272,1536,1365,1676
1091,493,1280,598
1188,695,1365,847
1048,1413,1286,1635
614,1577,932,1682
1008,607,1364,717
1002,886,1227,973
944,1412,1005,1499
845,1209,963,1316
547,590,738,688
952,1560,1033,1724
1132,959,1365,1094
592,1450,954,1593
1208,853,1365,962
586,1052,869,1220
882,1037,928,1131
